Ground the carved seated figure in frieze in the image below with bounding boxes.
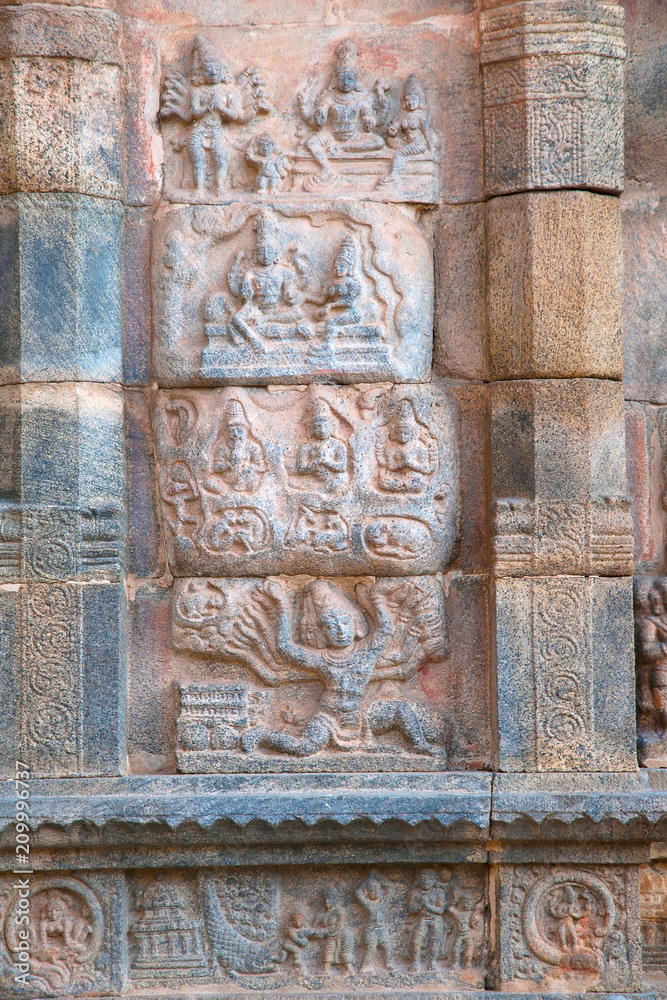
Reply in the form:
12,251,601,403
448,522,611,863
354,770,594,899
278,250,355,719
204,398,268,495
297,40,386,185
312,236,381,348
160,36,270,195
635,577,667,766
293,398,349,494
379,74,440,189
375,398,439,494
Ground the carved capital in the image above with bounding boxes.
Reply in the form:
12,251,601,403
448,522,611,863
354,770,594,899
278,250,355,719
480,0,625,195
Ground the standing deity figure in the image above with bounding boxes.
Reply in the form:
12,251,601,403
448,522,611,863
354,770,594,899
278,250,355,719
160,37,247,192
356,871,393,971
295,399,349,492
228,213,309,350
206,399,267,494
245,133,291,193
231,578,444,756
315,236,364,342
309,888,356,975
379,74,438,186
375,399,439,494
636,578,667,737
299,40,385,182
407,869,451,971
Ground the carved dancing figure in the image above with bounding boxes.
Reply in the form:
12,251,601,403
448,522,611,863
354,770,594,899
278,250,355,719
295,399,348,492
161,37,246,192
356,871,393,971
451,895,482,968
230,578,446,756
245,133,291,192
161,462,203,540
315,237,364,343
279,912,311,971
548,885,591,955
299,40,384,182
309,888,355,974
378,74,438,187
376,399,438,494
228,213,310,350
407,869,451,971
206,399,267,494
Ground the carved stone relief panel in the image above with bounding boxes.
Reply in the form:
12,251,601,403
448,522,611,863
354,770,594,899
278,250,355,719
634,577,667,767
497,865,641,993
153,203,433,385
641,862,667,983
172,574,450,772
126,864,487,991
154,385,458,577
157,30,470,205
0,872,124,996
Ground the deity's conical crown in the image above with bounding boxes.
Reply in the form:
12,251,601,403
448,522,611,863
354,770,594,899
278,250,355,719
395,398,419,429
336,235,357,270
254,212,278,251
191,36,223,77
335,39,360,76
403,73,426,106
225,398,249,427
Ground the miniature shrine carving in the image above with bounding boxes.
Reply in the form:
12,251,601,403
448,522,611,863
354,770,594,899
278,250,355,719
160,37,441,204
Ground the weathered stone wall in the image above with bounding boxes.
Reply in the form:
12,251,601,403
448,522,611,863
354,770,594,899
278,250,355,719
0,0,665,997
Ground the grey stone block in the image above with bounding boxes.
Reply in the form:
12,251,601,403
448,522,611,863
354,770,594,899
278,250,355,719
0,582,126,778
495,576,636,772
0,195,122,385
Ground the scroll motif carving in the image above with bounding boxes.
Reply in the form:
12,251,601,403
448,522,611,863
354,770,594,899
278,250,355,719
20,583,82,775
0,503,122,582
174,575,449,772
159,37,441,204
154,385,458,577
492,498,634,577
154,202,432,385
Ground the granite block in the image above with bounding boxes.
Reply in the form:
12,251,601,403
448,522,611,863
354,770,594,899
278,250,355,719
0,195,122,385
125,389,164,581
625,401,667,577
622,188,667,404
624,0,667,188
0,5,121,62
487,192,623,381
154,384,458,577
0,383,126,582
495,576,636,772
121,207,152,386
480,0,625,196
433,203,488,382
0,581,126,778
491,379,633,577
153,201,433,386
494,863,642,992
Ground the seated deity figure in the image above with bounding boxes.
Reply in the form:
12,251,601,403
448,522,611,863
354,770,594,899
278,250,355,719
315,237,365,342
375,399,438,494
227,213,310,350
379,74,438,186
295,399,349,492
161,36,245,192
205,399,267,494
299,40,384,182
229,578,444,756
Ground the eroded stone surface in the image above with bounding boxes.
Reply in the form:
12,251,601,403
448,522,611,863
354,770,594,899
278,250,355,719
153,202,433,385
155,384,458,577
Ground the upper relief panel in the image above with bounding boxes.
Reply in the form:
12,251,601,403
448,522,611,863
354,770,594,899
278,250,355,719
155,28,482,206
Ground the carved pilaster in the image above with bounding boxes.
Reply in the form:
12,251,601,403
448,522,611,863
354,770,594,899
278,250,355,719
480,0,625,196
